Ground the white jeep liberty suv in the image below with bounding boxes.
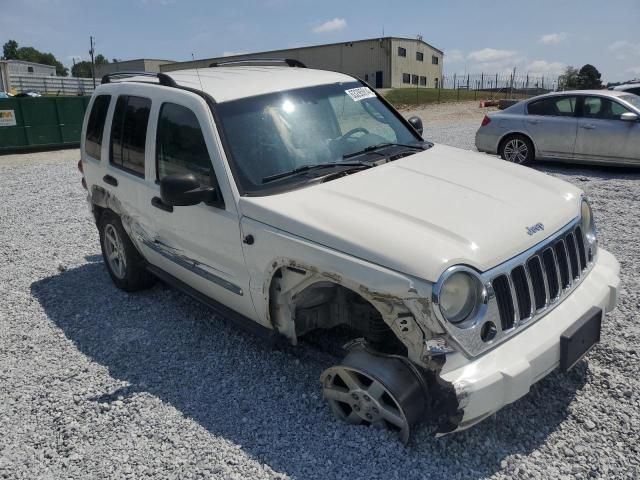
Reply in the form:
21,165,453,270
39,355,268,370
79,59,620,442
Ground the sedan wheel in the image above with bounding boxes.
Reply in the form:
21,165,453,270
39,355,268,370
320,347,428,443
501,135,533,164
104,223,127,279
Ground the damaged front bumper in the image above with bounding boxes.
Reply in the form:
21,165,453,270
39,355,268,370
438,248,620,434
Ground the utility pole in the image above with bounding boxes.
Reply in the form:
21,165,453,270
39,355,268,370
89,36,96,88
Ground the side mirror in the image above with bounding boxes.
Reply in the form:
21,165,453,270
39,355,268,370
160,174,218,207
408,116,423,135
620,112,639,122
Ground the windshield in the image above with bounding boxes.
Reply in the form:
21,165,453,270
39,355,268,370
215,81,421,195
621,94,640,109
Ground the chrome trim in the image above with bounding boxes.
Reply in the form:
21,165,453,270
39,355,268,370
432,216,597,357
140,237,244,296
522,263,536,319
505,272,520,329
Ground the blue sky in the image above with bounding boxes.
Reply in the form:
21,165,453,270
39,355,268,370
1,0,639,82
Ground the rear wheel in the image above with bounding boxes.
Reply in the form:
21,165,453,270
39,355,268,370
500,134,534,165
320,346,428,443
98,211,155,292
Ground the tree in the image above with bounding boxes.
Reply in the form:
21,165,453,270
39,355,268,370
2,39,18,60
577,64,602,89
1,40,69,76
559,66,579,90
71,54,109,78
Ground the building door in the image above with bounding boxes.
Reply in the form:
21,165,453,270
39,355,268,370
375,71,383,88
435,78,439,89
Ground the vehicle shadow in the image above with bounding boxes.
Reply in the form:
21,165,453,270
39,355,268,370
31,261,590,479
532,160,640,180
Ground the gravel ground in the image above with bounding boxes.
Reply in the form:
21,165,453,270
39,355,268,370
1,117,639,479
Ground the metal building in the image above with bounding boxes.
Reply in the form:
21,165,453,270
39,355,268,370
160,37,444,89
95,59,176,79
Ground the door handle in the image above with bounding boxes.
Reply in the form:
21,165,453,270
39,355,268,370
580,124,596,130
151,196,173,212
103,174,118,187
527,119,540,124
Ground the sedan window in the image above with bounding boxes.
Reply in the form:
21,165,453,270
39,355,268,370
583,97,630,120
527,96,576,117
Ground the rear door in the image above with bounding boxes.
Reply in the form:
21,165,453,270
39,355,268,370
574,95,640,164
524,95,578,158
141,89,258,320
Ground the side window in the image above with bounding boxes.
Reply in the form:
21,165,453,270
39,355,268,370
583,97,630,120
416,52,424,62
110,95,151,177
398,47,407,57
85,94,111,160
411,74,418,85
156,103,213,185
432,56,439,65
528,96,576,117
628,87,640,96
402,73,410,84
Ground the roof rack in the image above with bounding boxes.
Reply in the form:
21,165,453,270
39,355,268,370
208,58,306,68
101,71,177,87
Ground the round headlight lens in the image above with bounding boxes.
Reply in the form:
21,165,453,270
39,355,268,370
439,272,479,324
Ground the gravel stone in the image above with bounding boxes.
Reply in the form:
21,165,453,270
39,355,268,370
1,104,639,478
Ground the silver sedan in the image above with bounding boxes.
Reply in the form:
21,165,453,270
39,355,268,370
475,90,640,166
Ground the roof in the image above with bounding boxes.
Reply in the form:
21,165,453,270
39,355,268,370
613,83,640,91
163,36,444,72
159,66,356,103
534,89,631,99
0,59,56,68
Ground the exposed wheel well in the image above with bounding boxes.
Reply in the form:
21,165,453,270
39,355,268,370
268,266,408,356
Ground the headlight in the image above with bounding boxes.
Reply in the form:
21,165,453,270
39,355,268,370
581,198,598,256
436,270,482,324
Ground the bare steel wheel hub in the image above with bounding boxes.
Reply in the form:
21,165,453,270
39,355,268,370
320,347,428,443
503,138,529,163
104,224,127,279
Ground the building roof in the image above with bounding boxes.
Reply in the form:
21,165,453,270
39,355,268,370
113,66,355,103
0,59,56,67
165,36,444,70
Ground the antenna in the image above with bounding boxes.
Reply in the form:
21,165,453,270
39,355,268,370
192,53,204,91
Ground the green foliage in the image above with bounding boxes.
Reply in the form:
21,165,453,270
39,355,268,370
1,39,69,76
2,40,18,59
72,55,109,78
559,66,580,90
577,64,602,89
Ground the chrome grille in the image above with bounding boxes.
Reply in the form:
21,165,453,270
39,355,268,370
492,223,591,331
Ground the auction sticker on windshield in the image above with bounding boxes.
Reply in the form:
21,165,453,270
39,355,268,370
345,87,376,102
0,110,17,127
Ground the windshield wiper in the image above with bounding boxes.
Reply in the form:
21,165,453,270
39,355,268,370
343,142,425,160
262,161,372,184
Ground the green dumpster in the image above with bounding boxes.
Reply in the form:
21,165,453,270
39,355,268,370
0,96,91,153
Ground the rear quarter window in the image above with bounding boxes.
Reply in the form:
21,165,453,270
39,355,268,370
110,95,151,177
85,95,111,160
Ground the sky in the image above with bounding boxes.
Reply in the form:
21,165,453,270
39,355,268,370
1,0,639,82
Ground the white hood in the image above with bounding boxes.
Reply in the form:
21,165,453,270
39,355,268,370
239,144,582,281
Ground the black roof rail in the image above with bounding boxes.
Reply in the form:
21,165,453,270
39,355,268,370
208,58,306,68
101,71,177,87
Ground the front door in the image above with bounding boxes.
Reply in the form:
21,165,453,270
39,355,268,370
375,71,383,89
140,89,257,320
524,95,578,158
574,95,640,164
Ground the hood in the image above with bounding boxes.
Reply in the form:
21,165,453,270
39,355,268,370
239,144,582,281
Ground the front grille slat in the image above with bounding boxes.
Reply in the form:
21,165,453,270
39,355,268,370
488,221,595,339
511,266,532,320
554,240,571,289
492,275,515,330
566,232,580,280
526,256,547,310
575,226,588,270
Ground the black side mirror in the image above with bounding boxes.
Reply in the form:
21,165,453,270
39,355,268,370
160,174,218,207
408,116,423,136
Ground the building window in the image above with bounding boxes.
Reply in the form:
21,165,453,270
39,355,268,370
420,76,427,86
110,95,151,177
364,74,369,82
411,75,418,85
402,73,411,84
432,55,439,65
435,78,439,88
27,66,34,73
398,47,407,57
416,52,424,62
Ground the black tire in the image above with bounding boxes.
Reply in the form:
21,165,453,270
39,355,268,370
499,134,534,165
98,210,155,292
